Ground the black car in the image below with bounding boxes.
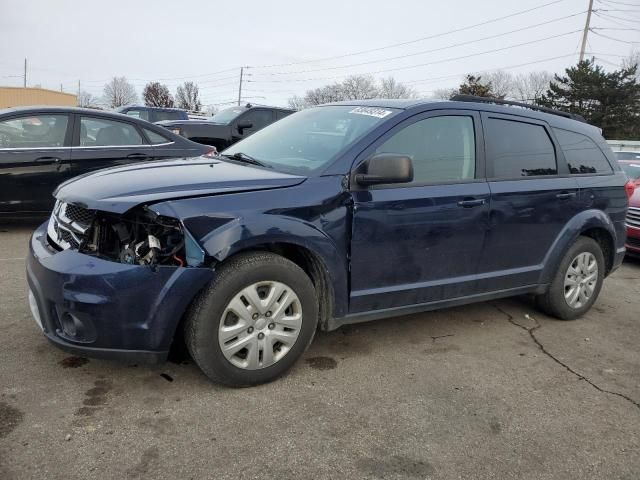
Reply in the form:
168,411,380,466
0,107,212,217
116,105,189,122
157,103,294,150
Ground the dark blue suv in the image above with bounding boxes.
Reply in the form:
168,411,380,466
26,97,632,386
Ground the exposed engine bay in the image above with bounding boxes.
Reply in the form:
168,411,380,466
47,201,191,267
83,208,186,266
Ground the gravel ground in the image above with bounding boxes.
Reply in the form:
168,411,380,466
1,222,639,480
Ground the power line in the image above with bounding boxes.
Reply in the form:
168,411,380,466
249,12,586,77
250,0,570,69
591,29,640,43
248,30,583,83
597,0,640,6
402,53,578,86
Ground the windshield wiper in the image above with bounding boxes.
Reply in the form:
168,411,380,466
220,152,271,168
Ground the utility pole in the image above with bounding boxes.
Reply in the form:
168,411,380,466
23,58,27,87
579,0,594,63
60,83,63,92
237,67,244,106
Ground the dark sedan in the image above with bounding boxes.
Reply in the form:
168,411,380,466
0,107,213,217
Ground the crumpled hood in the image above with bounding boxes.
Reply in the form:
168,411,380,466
54,157,306,214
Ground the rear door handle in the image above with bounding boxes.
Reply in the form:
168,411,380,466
126,153,148,160
556,191,577,200
35,156,61,164
457,198,486,208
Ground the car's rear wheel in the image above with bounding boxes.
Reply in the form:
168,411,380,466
185,251,318,387
536,236,605,320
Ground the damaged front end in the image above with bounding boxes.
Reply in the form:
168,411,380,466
47,200,205,267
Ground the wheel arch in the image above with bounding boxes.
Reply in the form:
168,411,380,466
540,209,617,285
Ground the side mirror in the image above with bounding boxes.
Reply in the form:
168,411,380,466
355,153,413,186
237,121,253,133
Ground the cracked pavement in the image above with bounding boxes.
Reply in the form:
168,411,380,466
1,223,639,479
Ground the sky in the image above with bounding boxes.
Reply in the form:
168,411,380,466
0,0,637,110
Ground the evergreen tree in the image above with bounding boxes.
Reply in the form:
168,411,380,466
537,59,640,139
457,75,498,98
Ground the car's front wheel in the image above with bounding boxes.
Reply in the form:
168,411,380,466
185,251,318,387
536,236,605,320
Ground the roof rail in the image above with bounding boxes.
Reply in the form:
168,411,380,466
450,94,586,123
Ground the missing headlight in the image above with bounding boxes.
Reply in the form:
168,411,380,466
81,207,188,267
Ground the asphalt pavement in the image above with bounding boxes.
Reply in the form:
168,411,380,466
1,222,639,479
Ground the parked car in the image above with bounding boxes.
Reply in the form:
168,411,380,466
116,105,188,123
617,156,640,255
156,103,294,150
27,96,633,386
0,107,213,217
626,187,640,256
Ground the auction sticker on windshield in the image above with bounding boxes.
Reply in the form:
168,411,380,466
349,107,393,118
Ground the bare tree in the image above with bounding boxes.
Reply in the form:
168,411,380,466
175,82,202,111
287,95,307,111
289,75,417,107
431,88,457,100
340,75,378,100
103,77,137,108
143,82,174,107
77,90,100,108
482,71,514,99
378,77,418,99
512,71,554,103
623,50,640,81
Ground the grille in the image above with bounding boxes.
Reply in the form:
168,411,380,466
627,207,640,229
627,236,640,249
64,203,95,225
47,201,95,251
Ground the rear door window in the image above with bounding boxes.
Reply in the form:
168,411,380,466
143,128,172,145
80,117,144,146
485,117,557,178
0,114,69,148
553,128,612,174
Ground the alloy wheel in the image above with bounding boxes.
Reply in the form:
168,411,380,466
564,252,598,309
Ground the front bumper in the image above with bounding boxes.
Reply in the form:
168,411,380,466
26,222,214,363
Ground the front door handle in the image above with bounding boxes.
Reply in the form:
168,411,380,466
126,153,148,160
556,191,577,200
35,156,61,164
457,198,486,208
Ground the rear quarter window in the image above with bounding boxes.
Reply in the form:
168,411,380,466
553,128,613,174
485,117,557,178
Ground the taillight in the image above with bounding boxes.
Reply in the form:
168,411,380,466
625,180,636,199
202,146,218,159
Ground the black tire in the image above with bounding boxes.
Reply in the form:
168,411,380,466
184,251,318,387
536,236,605,320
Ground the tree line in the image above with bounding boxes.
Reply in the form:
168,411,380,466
78,54,640,139
78,78,203,112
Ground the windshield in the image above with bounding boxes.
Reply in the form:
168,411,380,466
210,107,245,124
222,105,400,174
619,161,640,180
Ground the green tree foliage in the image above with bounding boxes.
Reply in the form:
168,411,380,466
456,75,498,98
537,59,640,139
